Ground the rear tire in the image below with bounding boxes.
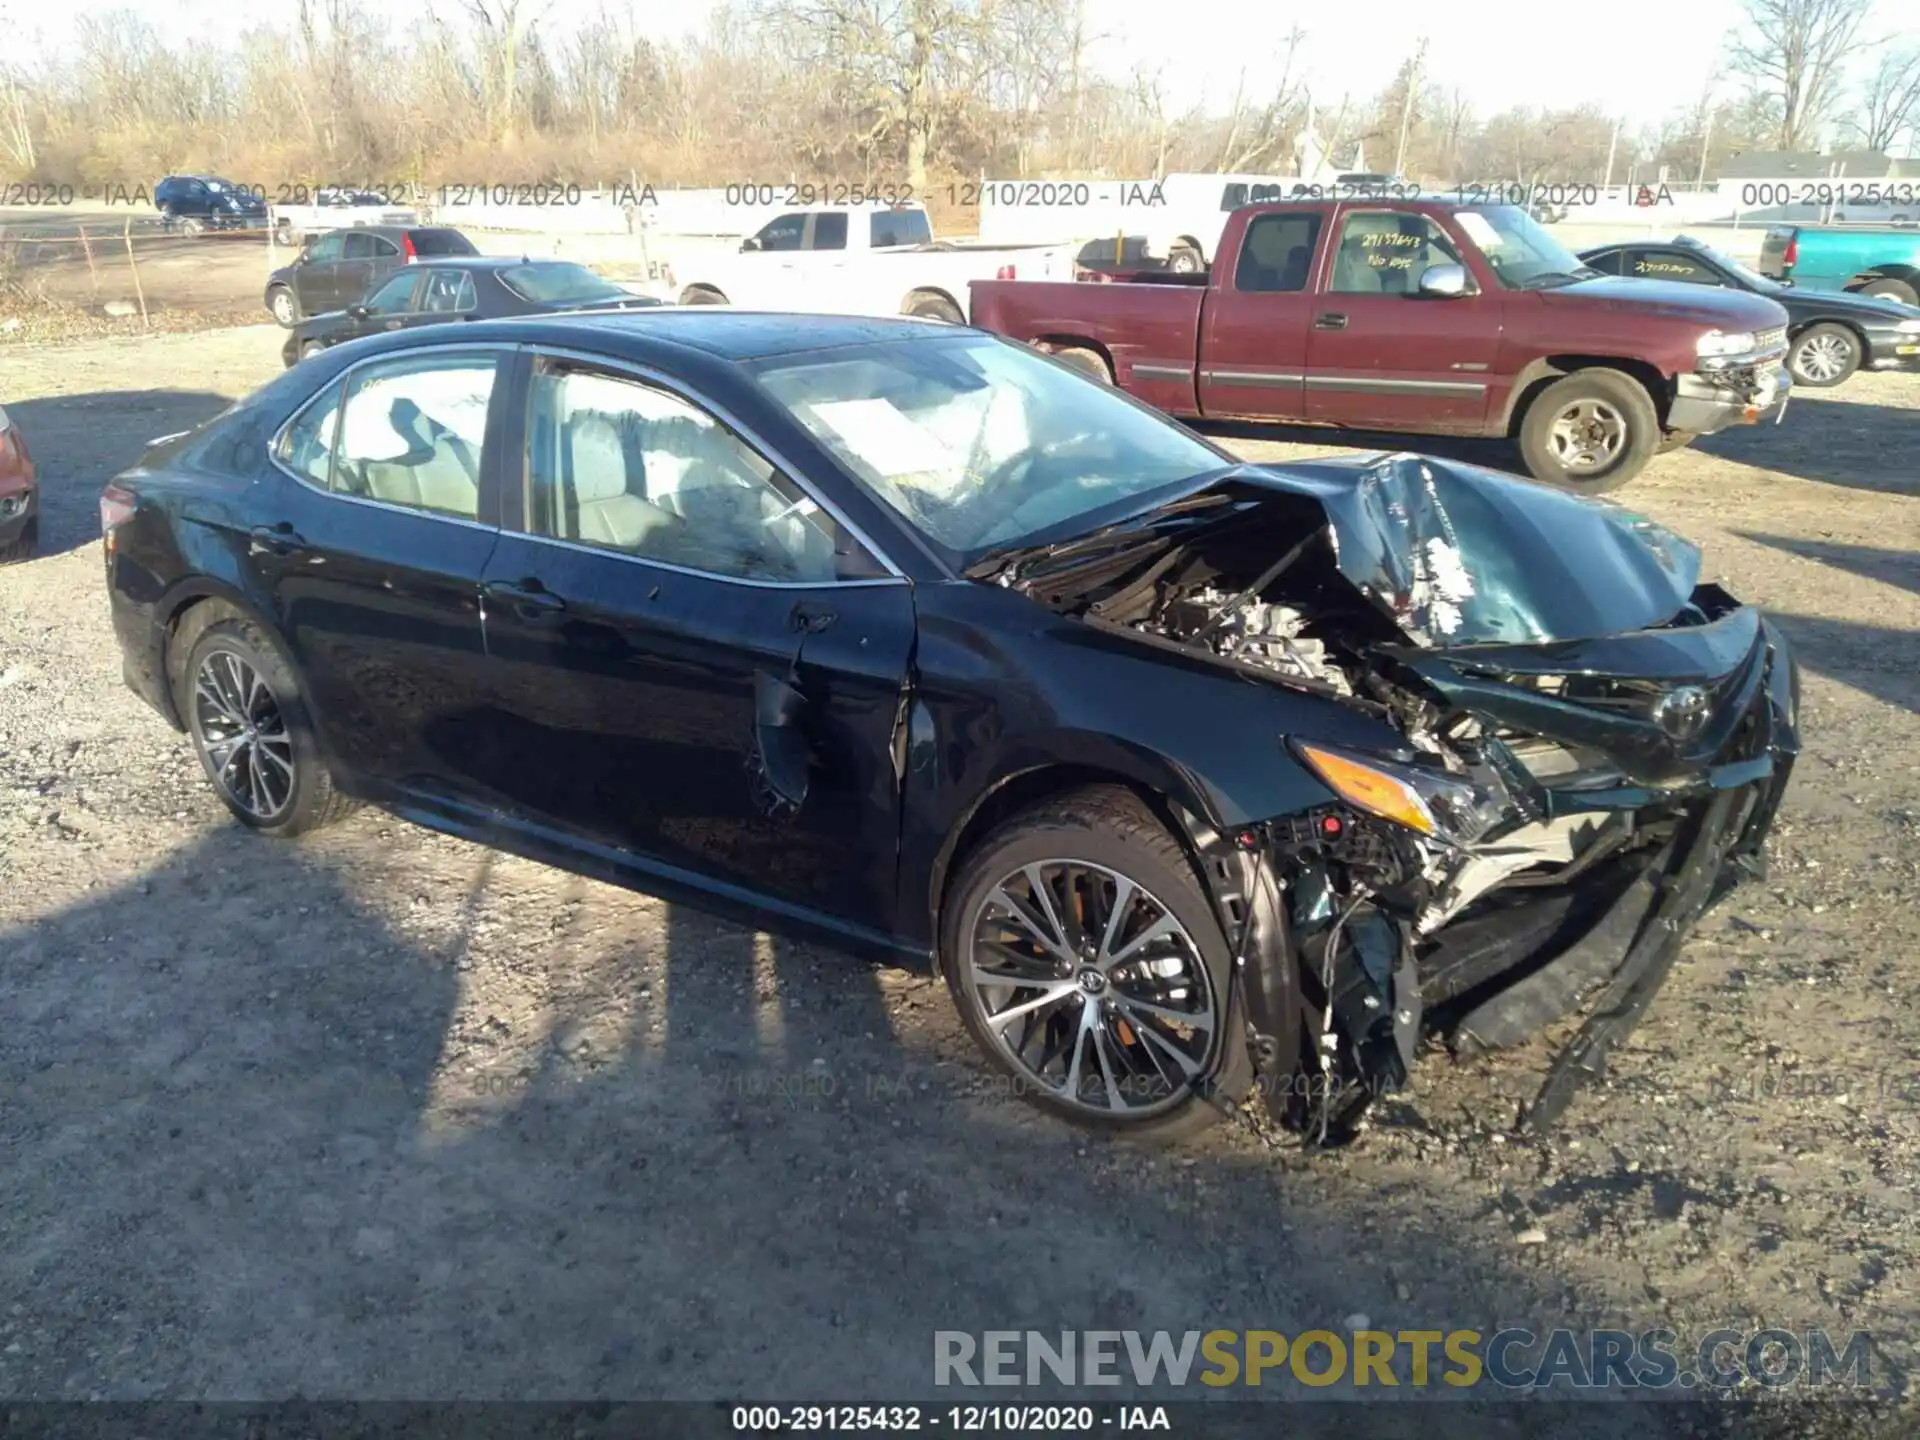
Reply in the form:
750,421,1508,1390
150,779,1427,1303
939,785,1251,1143
1858,277,1918,306
1787,322,1861,388
679,286,727,306
905,292,964,324
1517,368,1658,493
1051,345,1113,385
0,515,37,565
176,609,357,839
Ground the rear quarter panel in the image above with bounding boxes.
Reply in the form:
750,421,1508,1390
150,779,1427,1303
967,279,1205,412
1795,228,1920,289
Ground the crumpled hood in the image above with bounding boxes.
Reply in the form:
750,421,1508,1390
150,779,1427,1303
1229,453,1701,648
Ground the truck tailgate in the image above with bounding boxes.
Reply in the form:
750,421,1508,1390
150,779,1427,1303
967,279,1204,410
1758,226,1795,279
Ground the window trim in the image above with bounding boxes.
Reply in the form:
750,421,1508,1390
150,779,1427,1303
267,343,513,534
513,344,910,589
418,269,478,315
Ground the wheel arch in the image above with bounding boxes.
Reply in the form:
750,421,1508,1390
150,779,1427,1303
1029,335,1117,377
1501,354,1669,436
154,579,297,728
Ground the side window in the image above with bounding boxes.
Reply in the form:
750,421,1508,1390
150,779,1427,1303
1629,250,1714,284
321,353,497,519
364,272,419,314
753,214,808,251
870,209,930,247
1328,211,1466,294
1583,249,1624,276
1234,213,1324,293
276,379,345,490
811,212,848,250
306,232,347,262
524,367,853,584
422,270,475,312
370,237,400,260
343,232,375,259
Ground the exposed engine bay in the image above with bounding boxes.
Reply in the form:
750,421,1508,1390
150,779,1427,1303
971,454,1800,1140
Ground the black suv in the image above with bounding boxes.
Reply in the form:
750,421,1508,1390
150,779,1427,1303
153,175,269,233
262,226,480,327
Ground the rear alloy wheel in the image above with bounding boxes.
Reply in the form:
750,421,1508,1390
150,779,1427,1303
1858,277,1918,306
1787,323,1861,387
1517,369,1658,492
180,613,356,838
269,287,298,327
940,787,1248,1141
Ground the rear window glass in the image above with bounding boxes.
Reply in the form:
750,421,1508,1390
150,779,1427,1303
411,229,478,256
870,209,931,247
499,262,629,304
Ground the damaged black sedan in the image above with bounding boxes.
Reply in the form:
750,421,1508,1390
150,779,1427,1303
99,313,1798,1143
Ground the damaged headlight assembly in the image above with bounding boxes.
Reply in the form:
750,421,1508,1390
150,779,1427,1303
1291,740,1509,848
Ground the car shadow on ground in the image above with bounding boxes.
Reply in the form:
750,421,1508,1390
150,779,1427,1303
5,390,234,558
1737,534,1920,601
1694,396,1920,496
1766,613,1920,715
0,820,1697,1431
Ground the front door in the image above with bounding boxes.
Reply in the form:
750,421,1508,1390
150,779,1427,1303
1196,209,1323,422
294,231,349,313
253,345,505,796
1304,208,1504,433
468,354,916,937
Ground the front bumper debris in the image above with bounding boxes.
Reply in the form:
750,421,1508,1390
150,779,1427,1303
1670,354,1792,433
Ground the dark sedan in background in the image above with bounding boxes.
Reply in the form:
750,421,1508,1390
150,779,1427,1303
1580,235,1920,388
99,312,1797,1145
282,258,665,366
264,226,479,327
154,175,269,233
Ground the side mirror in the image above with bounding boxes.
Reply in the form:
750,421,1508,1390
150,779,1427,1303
348,303,370,320
1418,263,1470,298
740,236,762,252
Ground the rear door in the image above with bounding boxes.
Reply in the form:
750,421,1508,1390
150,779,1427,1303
293,231,349,312
339,231,402,307
1195,209,1323,421
1304,208,1503,432
470,352,917,936
254,346,506,797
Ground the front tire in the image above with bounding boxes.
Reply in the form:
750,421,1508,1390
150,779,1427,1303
939,786,1250,1142
178,611,356,838
300,340,325,360
1787,322,1861,387
905,292,964,324
268,286,298,327
1517,368,1658,492
1165,244,1203,274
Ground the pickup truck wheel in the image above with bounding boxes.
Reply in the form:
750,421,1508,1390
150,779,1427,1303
905,293,964,324
1051,346,1113,385
1518,370,1657,492
268,286,298,327
680,286,727,306
1787,323,1861,387
1858,277,1918,306
1165,244,1203,274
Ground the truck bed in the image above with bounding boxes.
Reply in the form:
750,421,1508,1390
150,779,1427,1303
968,277,1204,407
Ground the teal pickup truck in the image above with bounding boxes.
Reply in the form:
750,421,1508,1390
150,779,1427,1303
1759,225,1920,305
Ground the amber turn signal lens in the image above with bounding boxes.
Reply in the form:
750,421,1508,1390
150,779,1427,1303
1294,743,1436,835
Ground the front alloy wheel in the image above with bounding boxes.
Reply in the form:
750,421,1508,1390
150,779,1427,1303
1787,323,1860,387
192,648,296,822
1545,398,1627,474
941,786,1248,1140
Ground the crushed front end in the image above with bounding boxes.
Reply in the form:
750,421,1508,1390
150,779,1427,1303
974,452,1801,1139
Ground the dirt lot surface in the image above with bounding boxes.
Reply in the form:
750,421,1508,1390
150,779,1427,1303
1,325,1917,1432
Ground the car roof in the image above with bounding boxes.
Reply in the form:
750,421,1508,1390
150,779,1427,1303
339,309,957,362
407,256,582,271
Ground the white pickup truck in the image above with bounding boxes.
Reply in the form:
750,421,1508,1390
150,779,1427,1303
269,188,420,246
674,204,1078,323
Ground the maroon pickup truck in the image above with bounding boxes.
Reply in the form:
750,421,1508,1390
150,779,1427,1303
969,199,1793,490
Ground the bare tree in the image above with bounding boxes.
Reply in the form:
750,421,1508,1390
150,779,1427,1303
1846,48,1920,153
1727,0,1871,150
1211,27,1306,173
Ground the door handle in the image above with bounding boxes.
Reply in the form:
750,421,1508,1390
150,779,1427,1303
789,600,837,634
248,522,305,556
1314,313,1348,330
484,578,567,620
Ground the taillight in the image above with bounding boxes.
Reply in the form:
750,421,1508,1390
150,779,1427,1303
100,483,136,555
996,264,1016,280
403,232,417,261
1782,235,1798,268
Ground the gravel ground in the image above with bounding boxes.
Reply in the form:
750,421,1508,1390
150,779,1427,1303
1,325,1916,1433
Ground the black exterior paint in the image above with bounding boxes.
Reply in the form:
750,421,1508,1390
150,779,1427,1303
102,313,1798,995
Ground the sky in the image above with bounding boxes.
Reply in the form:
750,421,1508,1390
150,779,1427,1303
6,0,1920,133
